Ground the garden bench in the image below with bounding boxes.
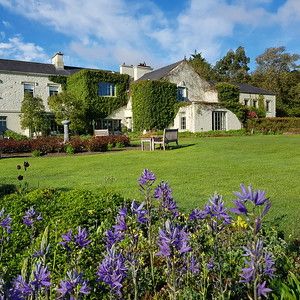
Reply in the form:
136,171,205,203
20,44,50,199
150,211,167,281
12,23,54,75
152,128,178,150
94,129,109,137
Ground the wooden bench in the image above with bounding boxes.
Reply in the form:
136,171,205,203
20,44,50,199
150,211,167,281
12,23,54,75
94,129,109,137
153,129,178,150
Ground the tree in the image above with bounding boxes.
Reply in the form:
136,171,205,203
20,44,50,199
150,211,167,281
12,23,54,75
188,50,216,81
214,46,250,83
252,47,300,116
20,93,48,136
255,46,299,74
48,91,87,133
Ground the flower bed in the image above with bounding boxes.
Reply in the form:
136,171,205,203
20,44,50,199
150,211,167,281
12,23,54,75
0,168,299,299
0,135,130,155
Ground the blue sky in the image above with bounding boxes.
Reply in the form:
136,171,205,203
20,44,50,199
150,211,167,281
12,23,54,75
0,0,299,72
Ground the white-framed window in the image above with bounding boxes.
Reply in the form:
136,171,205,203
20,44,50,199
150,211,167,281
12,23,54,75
98,82,116,96
24,83,34,96
49,85,59,97
266,100,271,112
177,87,187,101
0,116,7,132
180,115,186,130
212,111,226,131
244,99,249,106
253,100,258,108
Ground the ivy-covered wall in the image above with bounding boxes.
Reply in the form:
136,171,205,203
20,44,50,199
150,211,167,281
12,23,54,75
131,80,177,131
67,70,130,121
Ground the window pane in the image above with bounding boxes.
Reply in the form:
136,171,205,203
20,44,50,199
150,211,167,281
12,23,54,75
212,111,226,131
0,116,7,131
24,83,34,96
98,82,115,96
49,86,59,96
177,87,186,101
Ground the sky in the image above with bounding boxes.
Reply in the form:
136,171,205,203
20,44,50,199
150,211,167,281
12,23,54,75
0,0,299,72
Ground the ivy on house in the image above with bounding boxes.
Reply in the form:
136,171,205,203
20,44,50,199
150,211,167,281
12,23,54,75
131,80,177,131
215,82,248,124
48,75,68,91
48,70,130,133
67,70,130,122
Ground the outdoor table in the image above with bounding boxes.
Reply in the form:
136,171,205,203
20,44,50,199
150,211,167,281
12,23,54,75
141,136,154,151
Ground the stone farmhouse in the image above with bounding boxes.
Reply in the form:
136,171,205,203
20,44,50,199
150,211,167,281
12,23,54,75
0,53,276,135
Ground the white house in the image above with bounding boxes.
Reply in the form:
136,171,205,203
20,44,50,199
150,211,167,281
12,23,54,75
0,55,276,135
117,60,276,132
0,52,84,135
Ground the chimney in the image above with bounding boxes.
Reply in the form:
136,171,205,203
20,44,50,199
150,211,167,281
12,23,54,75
120,63,134,78
52,52,64,69
120,62,153,80
133,63,153,80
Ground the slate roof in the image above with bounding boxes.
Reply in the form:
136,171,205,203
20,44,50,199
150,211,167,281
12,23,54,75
0,58,110,76
234,83,275,95
138,60,184,80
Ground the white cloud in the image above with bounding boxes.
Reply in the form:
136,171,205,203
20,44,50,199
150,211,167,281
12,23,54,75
0,35,48,62
0,0,298,68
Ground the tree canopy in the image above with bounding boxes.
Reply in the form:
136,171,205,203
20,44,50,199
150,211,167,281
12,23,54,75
20,93,48,136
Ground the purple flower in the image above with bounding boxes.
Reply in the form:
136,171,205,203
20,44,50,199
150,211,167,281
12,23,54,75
157,220,191,257
60,229,73,250
138,169,156,186
74,227,91,248
189,208,208,221
189,256,200,274
207,258,215,271
131,201,148,224
10,275,33,299
113,207,127,232
264,252,275,278
240,265,255,283
257,281,272,298
234,184,268,206
97,247,127,297
154,181,172,201
205,194,231,228
231,200,248,215
57,270,90,298
30,262,51,290
23,207,42,227
105,229,124,249
0,208,12,233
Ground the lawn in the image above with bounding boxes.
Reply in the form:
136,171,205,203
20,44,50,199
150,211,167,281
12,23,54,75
1,134,300,237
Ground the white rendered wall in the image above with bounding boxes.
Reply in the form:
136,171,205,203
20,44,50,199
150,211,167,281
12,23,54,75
173,103,242,132
239,93,276,117
0,71,61,134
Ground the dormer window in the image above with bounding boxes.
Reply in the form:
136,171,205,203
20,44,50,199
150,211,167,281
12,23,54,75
98,82,116,96
177,81,187,101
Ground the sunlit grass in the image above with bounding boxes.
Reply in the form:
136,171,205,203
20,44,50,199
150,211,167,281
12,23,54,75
1,134,299,236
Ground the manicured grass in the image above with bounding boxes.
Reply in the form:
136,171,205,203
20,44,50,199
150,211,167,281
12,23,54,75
1,135,300,236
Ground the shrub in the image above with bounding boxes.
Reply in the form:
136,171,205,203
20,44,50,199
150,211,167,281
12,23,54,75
65,144,75,155
32,149,42,157
3,130,28,141
0,188,126,286
247,117,300,134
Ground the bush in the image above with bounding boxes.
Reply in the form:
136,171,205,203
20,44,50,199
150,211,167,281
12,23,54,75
32,149,42,157
65,144,75,155
247,117,300,134
3,130,28,141
0,135,130,154
0,188,126,285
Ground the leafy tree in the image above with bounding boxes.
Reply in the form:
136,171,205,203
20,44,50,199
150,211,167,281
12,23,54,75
214,46,250,83
255,46,299,73
20,93,48,136
188,50,216,81
252,47,300,116
48,91,87,133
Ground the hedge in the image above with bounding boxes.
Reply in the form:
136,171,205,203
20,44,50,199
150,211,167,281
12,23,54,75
0,135,130,154
131,80,177,131
247,117,300,133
